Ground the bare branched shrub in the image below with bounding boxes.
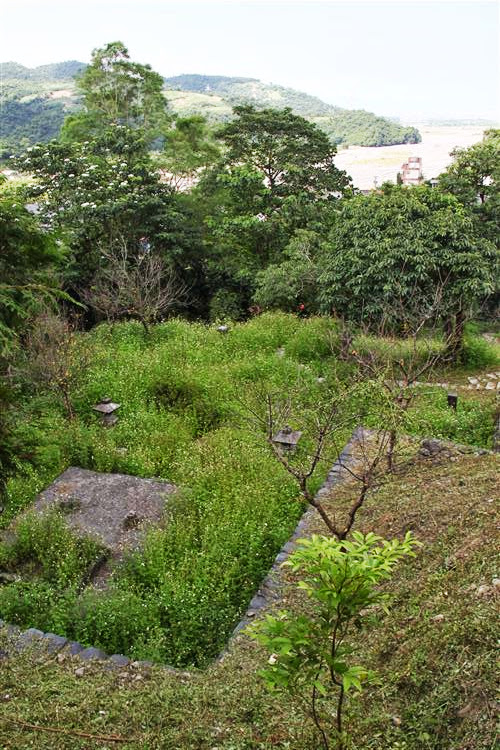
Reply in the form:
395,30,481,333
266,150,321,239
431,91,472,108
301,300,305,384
83,237,189,332
242,381,393,539
23,310,89,420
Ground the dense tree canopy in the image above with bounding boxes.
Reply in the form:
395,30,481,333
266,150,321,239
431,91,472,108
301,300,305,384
159,115,220,187
317,185,497,343
439,128,500,243
253,229,321,312
217,105,350,211
0,188,65,350
6,40,497,333
192,106,350,317
17,128,203,303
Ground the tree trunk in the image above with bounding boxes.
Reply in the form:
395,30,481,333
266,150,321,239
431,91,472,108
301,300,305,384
387,428,397,472
444,309,465,361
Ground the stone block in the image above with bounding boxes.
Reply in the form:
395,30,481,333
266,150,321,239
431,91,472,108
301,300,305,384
79,646,108,661
109,653,130,666
66,641,84,655
44,633,68,653
15,628,44,651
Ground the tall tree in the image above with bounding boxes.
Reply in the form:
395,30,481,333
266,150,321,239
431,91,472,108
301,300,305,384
160,115,220,188
217,105,350,212
60,41,170,144
16,130,201,299
318,185,497,355
196,106,350,317
438,128,500,243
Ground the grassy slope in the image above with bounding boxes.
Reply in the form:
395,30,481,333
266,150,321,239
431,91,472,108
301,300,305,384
0,447,497,750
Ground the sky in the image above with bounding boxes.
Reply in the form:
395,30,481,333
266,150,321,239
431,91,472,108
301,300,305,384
1,0,499,121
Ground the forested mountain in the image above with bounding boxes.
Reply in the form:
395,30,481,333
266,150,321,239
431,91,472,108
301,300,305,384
0,62,420,157
0,61,85,80
0,62,84,155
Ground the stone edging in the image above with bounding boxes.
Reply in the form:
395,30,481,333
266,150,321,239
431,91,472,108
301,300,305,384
0,431,360,672
0,621,156,670
226,426,362,642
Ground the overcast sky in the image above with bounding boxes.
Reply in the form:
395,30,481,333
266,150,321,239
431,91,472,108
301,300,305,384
1,0,499,121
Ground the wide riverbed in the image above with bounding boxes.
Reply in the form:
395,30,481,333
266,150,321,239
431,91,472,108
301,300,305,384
335,124,488,189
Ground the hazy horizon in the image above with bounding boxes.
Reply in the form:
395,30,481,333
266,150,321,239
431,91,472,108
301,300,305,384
1,0,499,121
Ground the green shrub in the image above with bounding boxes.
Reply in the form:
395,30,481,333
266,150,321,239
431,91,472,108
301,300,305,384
208,289,246,321
73,588,166,660
250,532,420,750
406,390,495,448
460,327,499,369
285,317,337,362
153,376,227,436
0,580,76,633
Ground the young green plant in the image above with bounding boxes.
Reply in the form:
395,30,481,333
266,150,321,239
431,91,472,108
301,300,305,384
250,531,420,750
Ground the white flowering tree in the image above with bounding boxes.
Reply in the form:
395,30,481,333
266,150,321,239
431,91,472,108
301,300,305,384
60,41,171,145
15,127,193,296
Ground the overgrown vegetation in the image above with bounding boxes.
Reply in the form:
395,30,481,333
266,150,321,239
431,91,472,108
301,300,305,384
0,314,497,669
0,40,497,747
0,315,341,665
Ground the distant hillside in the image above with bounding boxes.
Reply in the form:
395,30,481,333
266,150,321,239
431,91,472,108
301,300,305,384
0,63,421,157
163,74,421,147
0,61,85,81
0,61,84,155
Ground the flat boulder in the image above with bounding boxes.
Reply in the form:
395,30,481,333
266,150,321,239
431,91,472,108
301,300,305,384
34,467,176,585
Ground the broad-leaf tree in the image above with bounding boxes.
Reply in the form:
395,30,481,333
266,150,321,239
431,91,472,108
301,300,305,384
16,129,201,298
438,128,500,243
0,188,65,351
318,185,498,355
159,115,220,188
196,106,350,316
217,105,350,213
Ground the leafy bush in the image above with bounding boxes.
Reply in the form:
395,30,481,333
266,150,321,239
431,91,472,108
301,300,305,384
406,390,495,448
0,581,76,633
153,376,227,436
250,532,420,750
208,289,246,321
460,327,499,368
72,588,167,660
